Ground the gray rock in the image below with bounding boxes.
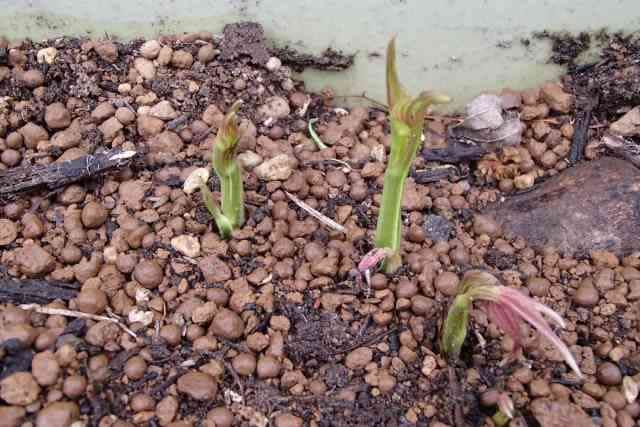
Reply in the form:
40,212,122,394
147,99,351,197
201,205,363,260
423,214,453,242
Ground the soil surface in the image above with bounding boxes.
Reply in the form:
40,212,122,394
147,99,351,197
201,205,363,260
0,24,640,427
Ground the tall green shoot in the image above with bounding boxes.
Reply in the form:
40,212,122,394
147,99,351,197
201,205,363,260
184,101,245,239
374,37,450,272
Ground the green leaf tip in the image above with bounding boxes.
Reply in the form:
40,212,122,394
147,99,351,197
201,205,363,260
213,100,243,174
386,36,409,110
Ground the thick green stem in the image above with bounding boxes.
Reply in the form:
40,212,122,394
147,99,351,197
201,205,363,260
375,169,407,272
199,181,233,239
219,163,244,228
375,121,414,273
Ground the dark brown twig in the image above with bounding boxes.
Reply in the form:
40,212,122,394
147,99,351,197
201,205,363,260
0,149,136,197
569,91,599,163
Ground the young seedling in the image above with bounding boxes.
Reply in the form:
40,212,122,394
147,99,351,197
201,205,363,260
374,37,450,272
308,118,329,150
184,101,244,239
441,270,582,378
492,393,514,427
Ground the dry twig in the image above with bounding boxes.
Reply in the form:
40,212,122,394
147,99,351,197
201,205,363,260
20,303,138,339
285,191,346,233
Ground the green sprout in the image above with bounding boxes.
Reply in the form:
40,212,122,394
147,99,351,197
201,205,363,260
308,118,329,150
184,101,244,239
374,37,450,272
492,393,514,427
441,271,582,378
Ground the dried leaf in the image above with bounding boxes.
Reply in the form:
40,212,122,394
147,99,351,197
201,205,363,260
465,94,504,130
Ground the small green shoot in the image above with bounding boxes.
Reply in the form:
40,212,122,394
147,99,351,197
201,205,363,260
184,101,245,239
492,393,514,427
308,118,329,150
374,37,450,272
441,271,582,378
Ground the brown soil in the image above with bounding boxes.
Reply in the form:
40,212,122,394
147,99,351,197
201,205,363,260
0,23,639,427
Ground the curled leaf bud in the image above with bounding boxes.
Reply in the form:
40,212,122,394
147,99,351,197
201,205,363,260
441,294,472,360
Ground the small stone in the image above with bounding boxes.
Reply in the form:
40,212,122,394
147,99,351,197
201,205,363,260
473,214,501,237
37,47,57,64
514,172,535,189
92,102,116,122
531,398,594,427
35,402,80,427
423,214,453,242
257,355,281,379
199,255,232,284
541,82,574,113
137,115,165,138
590,250,619,268
274,413,303,427
310,256,338,277
171,235,201,257
99,116,123,140
134,57,156,80
119,180,147,210
18,122,48,149
17,243,55,277
266,57,282,72
157,46,173,65
434,271,460,296
530,379,551,397
21,69,44,88
32,351,61,386
528,277,550,297
0,219,18,246
81,201,108,228
95,41,118,63
76,288,108,314
140,40,161,59
147,131,183,155
45,102,71,129
51,123,82,150
192,302,218,324
254,154,297,181
0,372,40,405
0,324,36,346
210,309,244,340
521,104,549,121
171,50,194,69
0,406,26,426
177,372,218,400
149,100,178,121
1,149,21,166
610,106,640,137
206,407,234,427
574,278,599,307
198,44,217,63
85,320,121,347
421,355,437,377
133,259,164,289
237,151,262,169
115,107,136,125
156,395,179,425
257,96,290,121
597,362,622,386
345,347,373,369
232,353,257,376
21,213,44,239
